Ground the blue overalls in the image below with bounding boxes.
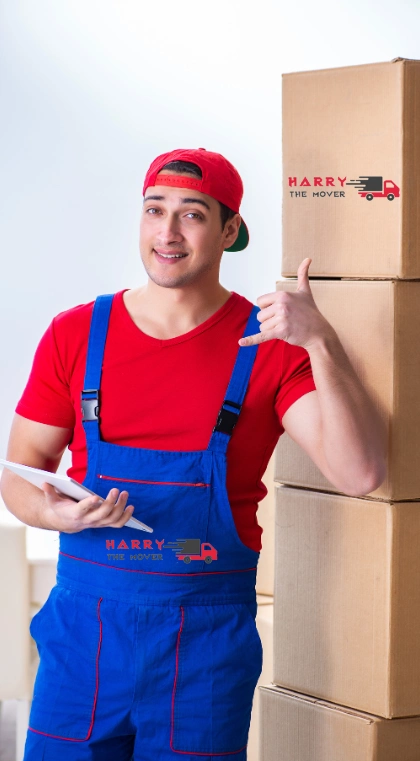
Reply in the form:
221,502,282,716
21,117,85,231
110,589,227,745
24,294,263,761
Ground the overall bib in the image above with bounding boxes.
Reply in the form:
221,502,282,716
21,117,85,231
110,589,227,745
24,294,263,761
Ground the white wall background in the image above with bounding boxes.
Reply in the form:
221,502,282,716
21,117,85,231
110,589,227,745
1,0,419,551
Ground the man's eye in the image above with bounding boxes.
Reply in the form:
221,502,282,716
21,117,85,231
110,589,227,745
186,212,202,219
146,207,160,214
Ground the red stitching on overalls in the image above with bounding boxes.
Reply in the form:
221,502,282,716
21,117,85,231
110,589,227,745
170,606,247,756
59,552,256,576
97,475,210,487
28,597,103,742
170,605,184,751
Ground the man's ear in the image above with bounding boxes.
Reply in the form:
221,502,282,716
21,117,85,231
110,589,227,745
223,214,241,249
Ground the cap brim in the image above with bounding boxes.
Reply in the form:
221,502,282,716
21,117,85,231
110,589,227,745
225,218,249,252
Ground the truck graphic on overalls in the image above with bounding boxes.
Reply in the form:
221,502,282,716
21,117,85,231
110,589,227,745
346,176,400,200
164,538,218,564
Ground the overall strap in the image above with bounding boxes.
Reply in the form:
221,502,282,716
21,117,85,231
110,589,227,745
208,305,260,454
81,294,114,443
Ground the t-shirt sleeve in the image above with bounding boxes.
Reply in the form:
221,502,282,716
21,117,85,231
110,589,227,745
275,341,317,425
15,318,76,429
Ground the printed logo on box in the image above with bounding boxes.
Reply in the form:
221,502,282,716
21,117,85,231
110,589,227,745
346,176,400,201
287,175,400,201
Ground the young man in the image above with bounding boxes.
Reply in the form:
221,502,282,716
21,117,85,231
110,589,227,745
1,147,386,760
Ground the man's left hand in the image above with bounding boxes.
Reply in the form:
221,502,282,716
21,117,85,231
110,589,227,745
238,258,331,350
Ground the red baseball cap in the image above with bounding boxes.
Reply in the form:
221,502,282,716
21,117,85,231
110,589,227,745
142,147,249,252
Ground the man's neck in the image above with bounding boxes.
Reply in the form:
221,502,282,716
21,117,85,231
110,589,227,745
123,280,232,340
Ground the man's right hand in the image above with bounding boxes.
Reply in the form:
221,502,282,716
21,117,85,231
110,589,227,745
41,483,135,533
0,415,138,532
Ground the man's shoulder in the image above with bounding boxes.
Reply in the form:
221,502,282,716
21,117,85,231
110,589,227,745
51,290,122,334
228,291,256,319
230,291,253,308
53,299,94,326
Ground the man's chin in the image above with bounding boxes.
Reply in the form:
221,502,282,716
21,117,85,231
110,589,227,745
144,269,195,289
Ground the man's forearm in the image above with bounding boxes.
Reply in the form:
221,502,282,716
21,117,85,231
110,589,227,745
0,471,56,530
307,327,387,495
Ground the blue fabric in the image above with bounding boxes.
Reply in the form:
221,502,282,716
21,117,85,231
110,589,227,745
25,296,263,760
81,294,114,444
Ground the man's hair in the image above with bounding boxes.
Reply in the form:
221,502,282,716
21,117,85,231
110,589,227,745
161,160,237,230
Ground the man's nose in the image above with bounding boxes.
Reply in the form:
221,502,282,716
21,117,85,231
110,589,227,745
156,213,183,244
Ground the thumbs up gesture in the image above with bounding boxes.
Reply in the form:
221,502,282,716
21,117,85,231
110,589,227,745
239,258,331,350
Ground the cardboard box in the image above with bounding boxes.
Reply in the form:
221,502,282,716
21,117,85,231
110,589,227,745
273,485,420,718
0,510,31,699
256,455,275,596
29,558,57,609
282,58,420,279
274,278,420,501
260,685,420,761
248,597,274,761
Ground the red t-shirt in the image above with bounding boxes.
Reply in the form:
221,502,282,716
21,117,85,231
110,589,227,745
15,290,316,551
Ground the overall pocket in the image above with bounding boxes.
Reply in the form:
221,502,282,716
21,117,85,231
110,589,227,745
171,602,263,754
95,472,212,570
97,474,210,488
29,586,103,742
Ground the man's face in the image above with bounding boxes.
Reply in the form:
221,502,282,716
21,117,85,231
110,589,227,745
139,171,240,289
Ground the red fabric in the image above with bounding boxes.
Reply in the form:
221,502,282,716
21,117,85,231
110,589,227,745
15,291,316,551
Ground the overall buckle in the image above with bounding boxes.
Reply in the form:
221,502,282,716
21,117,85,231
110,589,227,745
81,389,100,422
213,399,242,436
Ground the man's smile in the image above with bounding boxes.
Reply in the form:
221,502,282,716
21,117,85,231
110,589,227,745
153,248,189,262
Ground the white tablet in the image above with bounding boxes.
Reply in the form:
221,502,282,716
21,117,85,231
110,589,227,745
0,459,153,533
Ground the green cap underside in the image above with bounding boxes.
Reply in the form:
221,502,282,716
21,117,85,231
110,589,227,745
225,219,249,252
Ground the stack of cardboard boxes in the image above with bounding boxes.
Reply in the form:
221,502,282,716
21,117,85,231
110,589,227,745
260,58,420,760
248,456,275,760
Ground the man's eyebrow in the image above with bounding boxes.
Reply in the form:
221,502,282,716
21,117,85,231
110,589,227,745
143,195,211,211
143,195,165,203
180,197,211,211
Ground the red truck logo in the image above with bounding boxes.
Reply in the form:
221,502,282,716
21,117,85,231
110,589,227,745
346,176,400,201
164,538,218,564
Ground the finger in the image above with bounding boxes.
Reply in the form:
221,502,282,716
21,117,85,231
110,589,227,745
238,329,278,347
257,298,291,324
259,314,288,333
256,292,278,309
296,258,312,294
41,482,79,506
257,304,277,323
96,490,129,523
108,505,135,529
97,498,133,529
76,493,106,515
105,490,130,522
84,489,127,525
41,482,63,498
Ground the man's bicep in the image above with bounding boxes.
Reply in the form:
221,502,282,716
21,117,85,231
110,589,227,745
281,390,333,481
5,413,73,472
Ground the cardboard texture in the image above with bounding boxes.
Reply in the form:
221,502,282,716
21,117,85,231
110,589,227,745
256,455,275,596
248,598,274,761
273,485,420,718
260,686,420,761
274,278,420,501
282,58,420,279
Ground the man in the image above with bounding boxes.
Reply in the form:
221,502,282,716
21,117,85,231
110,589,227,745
1,147,386,760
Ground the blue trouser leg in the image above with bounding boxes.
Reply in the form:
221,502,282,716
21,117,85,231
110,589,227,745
24,586,260,760
23,731,135,761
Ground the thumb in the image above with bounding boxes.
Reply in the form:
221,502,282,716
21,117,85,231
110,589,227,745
40,482,55,494
40,482,67,502
296,257,312,294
